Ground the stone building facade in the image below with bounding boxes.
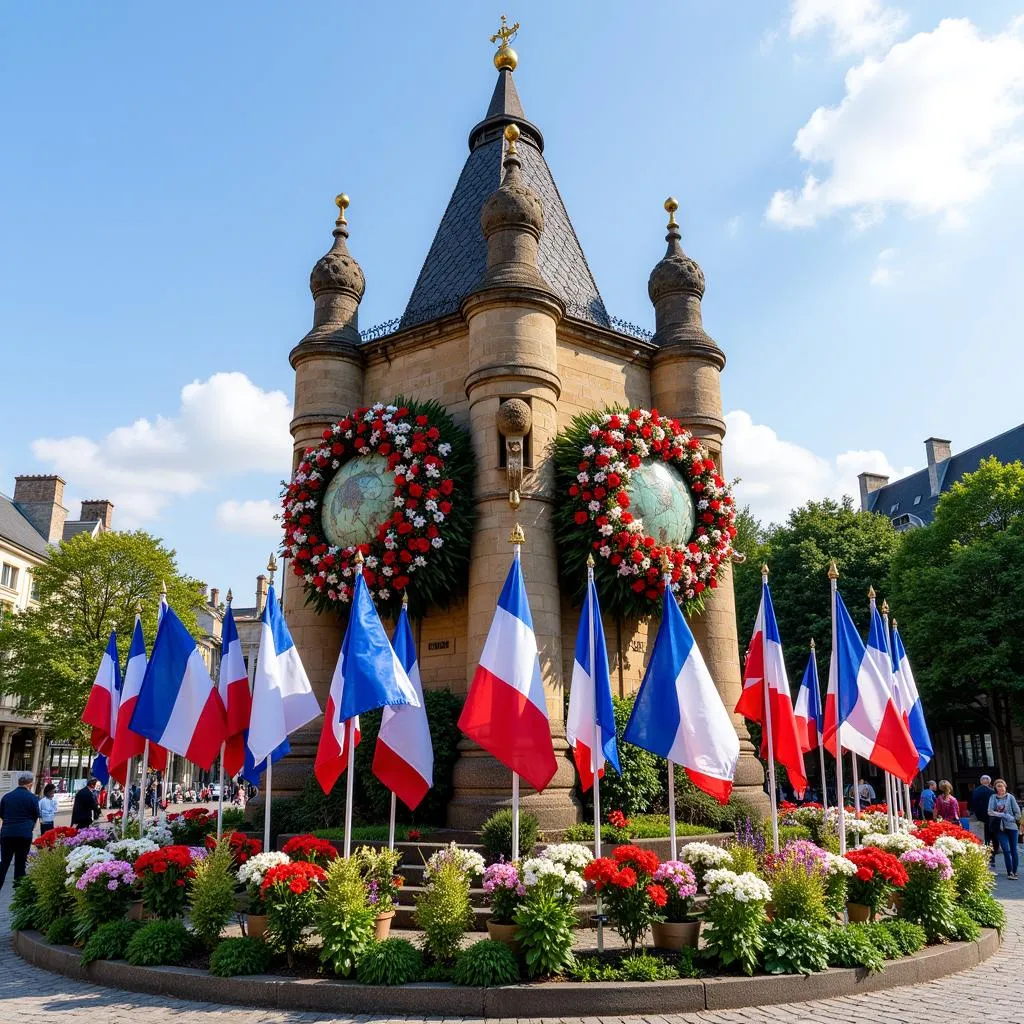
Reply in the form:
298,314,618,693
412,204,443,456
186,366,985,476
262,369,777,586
279,37,766,828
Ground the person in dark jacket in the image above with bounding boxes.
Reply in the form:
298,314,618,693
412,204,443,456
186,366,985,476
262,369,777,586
0,773,40,889
70,778,101,828
971,774,996,863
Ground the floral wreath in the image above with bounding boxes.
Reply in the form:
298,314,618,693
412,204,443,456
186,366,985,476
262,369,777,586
553,407,736,619
282,398,474,619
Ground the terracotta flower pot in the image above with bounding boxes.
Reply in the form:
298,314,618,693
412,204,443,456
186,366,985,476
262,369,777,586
650,920,700,950
127,900,145,922
846,902,872,923
374,910,396,941
486,920,521,953
247,913,269,939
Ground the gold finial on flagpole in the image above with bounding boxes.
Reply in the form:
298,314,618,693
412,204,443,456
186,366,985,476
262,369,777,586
881,598,889,615
586,553,595,568
660,552,673,574
402,590,409,608
354,549,365,566
509,523,526,545
827,561,839,580
867,585,876,602
226,588,233,605
135,601,142,616
761,562,769,577
160,579,167,599
267,553,278,575
810,638,816,650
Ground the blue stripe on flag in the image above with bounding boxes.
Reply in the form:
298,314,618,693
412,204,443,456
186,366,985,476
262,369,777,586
128,618,146,661
92,754,109,785
130,606,196,742
222,604,240,647
762,581,782,644
105,631,122,694
587,578,620,774
834,591,866,726
263,585,294,655
241,731,290,786
622,587,694,758
392,606,417,676
867,606,890,660
497,557,535,631
802,650,823,731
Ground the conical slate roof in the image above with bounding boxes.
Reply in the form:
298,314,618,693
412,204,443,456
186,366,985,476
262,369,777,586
400,69,609,329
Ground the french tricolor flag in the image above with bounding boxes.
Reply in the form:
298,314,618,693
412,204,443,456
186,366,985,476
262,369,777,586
82,631,121,757
891,622,933,771
458,551,557,794
218,604,252,778
624,586,739,804
735,578,807,795
315,571,419,793
822,590,918,784
565,570,620,792
372,602,433,810
793,644,823,754
130,604,227,770
108,616,166,784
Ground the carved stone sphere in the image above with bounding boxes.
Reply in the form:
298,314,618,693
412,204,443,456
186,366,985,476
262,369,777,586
310,249,366,300
648,252,706,304
480,179,544,238
496,398,532,437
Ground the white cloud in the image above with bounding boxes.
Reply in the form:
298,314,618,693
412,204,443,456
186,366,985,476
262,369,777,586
767,18,1024,229
789,0,908,56
870,247,899,285
216,498,281,537
725,410,915,526
32,372,292,526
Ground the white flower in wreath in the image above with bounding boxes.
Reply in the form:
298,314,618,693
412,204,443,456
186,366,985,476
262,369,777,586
634,439,649,457
369,431,381,444
382,567,394,577
599,524,613,537
310,555,320,565
588,501,600,512
384,537,396,550
414,556,427,567
438,442,452,456
405,508,417,520
599,545,611,557
609,430,624,443
583,445,596,457
304,573,314,583
425,465,440,478
413,516,426,528
425,499,438,512
594,471,607,483
577,472,589,484
404,448,414,459
431,537,443,548
394,496,405,507
433,513,444,523
609,506,622,520
617,563,631,576
396,464,408,476
327,574,338,584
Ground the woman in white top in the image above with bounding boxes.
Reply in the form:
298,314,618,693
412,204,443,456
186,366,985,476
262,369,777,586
38,784,58,835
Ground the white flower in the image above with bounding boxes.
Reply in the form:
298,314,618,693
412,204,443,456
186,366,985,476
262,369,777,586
414,556,427,567
238,851,291,888
582,445,596,457
599,544,611,557
394,496,405,507
438,443,452,456
65,846,114,883
107,838,158,860
431,537,444,548
933,835,968,858
703,868,771,903
423,842,485,881
862,832,924,855
142,824,173,847
678,842,732,870
823,852,858,877
577,472,590,484
541,842,594,871
588,501,601,512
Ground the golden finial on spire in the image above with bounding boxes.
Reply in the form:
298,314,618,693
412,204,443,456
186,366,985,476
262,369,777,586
334,193,349,226
226,588,233,605
827,561,839,580
881,598,889,615
509,523,526,545
867,585,876,602
491,14,520,71
810,638,816,650
664,196,679,230
503,122,520,156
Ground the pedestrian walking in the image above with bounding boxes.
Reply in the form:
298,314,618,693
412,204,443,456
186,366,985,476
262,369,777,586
70,778,101,828
38,784,58,835
919,779,938,820
0,773,40,890
935,780,960,823
971,774,997,865
988,779,1021,880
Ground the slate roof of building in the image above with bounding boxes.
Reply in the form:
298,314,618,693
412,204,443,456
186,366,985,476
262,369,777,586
0,493,48,557
61,520,102,541
400,68,609,330
867,421,1024,525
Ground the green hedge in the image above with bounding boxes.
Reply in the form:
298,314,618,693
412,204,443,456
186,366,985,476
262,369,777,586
564,816,716,842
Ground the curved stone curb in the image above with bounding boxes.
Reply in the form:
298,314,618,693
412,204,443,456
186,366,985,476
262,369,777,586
13,926,1000,1017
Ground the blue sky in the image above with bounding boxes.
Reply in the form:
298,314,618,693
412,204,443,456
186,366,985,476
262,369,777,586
2,1,1023,599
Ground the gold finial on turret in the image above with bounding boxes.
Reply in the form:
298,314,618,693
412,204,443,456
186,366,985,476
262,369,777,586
827,561,839,580
334,193,349,226
664,196,679,230
504,122,520,156
509,523,526,545
491,14,520,71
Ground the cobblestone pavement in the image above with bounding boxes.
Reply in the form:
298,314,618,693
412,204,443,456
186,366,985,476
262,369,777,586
1,867,1019,1024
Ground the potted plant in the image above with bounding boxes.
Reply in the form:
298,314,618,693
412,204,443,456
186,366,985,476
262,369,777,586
260,860,328,966
281,833,339,867
650,859,699,949
583,844,666,953
355,845,405,939
844,846,908,922
133,846,197,919
207,831,262,870
482,860,525,949
676,840,733,889
236,851,291,939
73,860,137,941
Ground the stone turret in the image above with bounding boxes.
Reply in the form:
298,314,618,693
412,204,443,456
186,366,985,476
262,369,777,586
648,198,767,814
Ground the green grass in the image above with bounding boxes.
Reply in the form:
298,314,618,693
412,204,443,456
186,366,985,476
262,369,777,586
311,825,414,843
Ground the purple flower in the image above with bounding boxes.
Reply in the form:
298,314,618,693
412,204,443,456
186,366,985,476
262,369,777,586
368,880,380,905
76,860,137,891
188,846,210,862
736,817,766,857
652,860,697,900
779,839,829,876
64,826,111,849
482,860,526,896
899,847,953,880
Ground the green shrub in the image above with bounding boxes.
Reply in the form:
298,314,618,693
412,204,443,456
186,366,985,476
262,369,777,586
563,817,715,842
877,919,926,957
313,825,411,843
357,938,424,986
220,808,247,830
777,825,813,844
514,884,578,978
861,921,902,961
10,876,41,931
415,860,473,964
769,858,827,925
566,955,616,982
188,839,237,949
948,906,981,942
480,808,539,863
27,846,72,928
678,946,704,978
898,870,958,943
953,844,995,900
827,924,885,972
124,919,193,966
318,856,376,977
961,890,1005,929
453,939,519,986
209,936,274,977
81,919,142,966
618,953,678,981
726,843,759,875
762,918,830,975
45,915,76,946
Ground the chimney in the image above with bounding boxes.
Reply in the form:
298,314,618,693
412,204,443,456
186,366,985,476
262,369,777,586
79,499,115,530
256,574,268,614
924,437,952,497
210,587,220,608
13,475,68,544
857,471,889,511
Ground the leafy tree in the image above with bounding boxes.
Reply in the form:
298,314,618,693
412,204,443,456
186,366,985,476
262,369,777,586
889,458,1024,781
0,530,203,740
733,497,901,687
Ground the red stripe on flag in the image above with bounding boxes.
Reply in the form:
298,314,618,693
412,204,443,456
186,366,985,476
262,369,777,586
870,701,919,784
82,687,113,756
685,766,733,805
735,631,765,721
224,678,252,738
314,697,360,794
572,738,605,794
459,666,557,794
373,739,430,811
222,733,246,779
184,689,228,771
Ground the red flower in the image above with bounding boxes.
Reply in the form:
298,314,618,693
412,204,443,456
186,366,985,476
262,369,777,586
608,810,630,830
646,883,668,907
574,510,588,525
261,860,328,894
33,826,78,848
282,834,338,865
616,491,631,508
613,866,637,888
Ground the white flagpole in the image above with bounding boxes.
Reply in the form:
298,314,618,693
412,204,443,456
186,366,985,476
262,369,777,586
829,562,847,856
810,639,828,814
851,753,861,815
586,556,605,953
343,718,356,859
216,743,226,840
139,740,150,838
263,756,273,852
510,525,525,865
667,760,678,862
761,566,780,855
388,792,397,852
